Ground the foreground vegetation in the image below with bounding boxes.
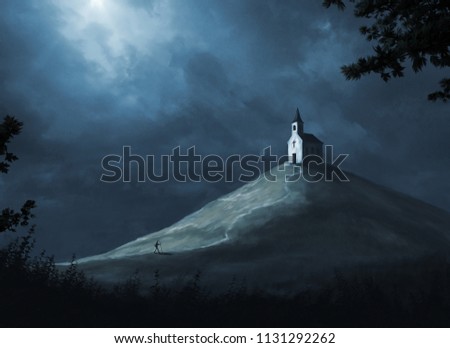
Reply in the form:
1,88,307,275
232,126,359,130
1,231,450,328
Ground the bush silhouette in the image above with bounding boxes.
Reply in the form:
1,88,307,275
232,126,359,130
2,230,450,327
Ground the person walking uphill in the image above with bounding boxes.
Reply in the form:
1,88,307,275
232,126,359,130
154,240,161,254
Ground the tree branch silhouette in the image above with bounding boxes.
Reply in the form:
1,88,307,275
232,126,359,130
0,115,36,233
323,0,450,102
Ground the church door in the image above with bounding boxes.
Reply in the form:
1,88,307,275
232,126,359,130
292,153,296,164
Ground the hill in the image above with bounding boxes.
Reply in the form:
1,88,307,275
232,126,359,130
74,163,450,293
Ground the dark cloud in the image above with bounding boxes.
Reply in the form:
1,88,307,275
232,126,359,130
0,0,449,259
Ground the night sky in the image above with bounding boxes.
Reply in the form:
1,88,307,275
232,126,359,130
0,0,449,259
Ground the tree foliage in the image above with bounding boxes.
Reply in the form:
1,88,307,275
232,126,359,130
0,115,22,173
0,115,36,234
323,0,450,101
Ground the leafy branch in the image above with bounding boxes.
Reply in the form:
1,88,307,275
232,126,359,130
0,115,36,233
323,0,450,102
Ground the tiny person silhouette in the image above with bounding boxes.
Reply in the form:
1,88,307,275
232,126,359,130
154,240,161,254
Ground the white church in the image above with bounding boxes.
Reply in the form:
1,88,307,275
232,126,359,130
287,108,323,164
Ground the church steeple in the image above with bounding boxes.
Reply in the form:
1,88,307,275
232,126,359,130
292,108,304,134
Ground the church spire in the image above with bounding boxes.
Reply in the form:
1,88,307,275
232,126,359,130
292,108,304,134
292,107,303,124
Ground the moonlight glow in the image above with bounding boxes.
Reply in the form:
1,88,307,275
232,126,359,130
90,0,105,9
51,0,178,81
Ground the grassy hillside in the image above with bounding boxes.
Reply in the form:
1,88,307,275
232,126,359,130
1,232,450,327
76,166,450,294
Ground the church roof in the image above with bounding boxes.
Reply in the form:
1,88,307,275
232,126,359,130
292,108,303,123
300,132,323,144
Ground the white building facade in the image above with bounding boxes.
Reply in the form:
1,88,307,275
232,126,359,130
287,108,323,164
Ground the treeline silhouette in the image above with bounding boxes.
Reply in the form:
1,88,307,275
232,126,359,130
1,231,450,328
